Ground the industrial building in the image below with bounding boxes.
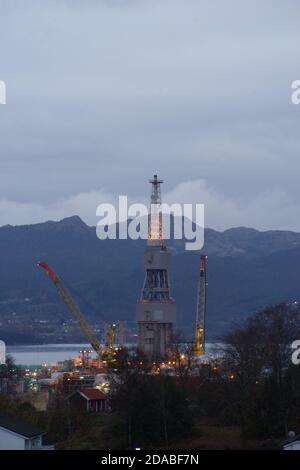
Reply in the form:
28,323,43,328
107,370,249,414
136,175,176,358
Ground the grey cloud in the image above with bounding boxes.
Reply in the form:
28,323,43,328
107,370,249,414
0,0,300,229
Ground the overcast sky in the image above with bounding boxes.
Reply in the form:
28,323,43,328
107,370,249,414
0,0,300,231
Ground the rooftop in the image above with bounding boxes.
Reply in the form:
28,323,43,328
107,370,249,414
0,413,45,438
67,388,108,401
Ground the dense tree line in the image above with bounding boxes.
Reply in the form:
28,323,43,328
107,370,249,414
217,303,300,438
108,303,300,446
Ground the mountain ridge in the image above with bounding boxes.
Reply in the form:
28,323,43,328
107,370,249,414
0,215,300,344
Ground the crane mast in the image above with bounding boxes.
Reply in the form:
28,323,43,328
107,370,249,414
37,261,102,356
194,255,208,356
105,321,124,350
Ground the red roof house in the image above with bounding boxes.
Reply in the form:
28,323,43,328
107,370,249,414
66,388,110,413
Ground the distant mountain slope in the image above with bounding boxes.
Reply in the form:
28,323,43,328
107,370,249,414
1,216,300,343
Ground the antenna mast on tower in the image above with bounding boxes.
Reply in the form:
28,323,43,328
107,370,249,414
148,174,164,247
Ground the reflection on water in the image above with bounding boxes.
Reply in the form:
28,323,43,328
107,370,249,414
7,344,98,366
7,342,220,366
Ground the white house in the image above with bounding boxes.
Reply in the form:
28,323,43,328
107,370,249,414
0,413,52,450
283,436,300,450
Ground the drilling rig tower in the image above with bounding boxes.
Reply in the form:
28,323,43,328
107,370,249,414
136,175,176,358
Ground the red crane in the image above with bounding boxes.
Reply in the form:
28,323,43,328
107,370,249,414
37,261,102,357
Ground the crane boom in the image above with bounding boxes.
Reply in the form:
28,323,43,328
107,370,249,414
194,255,208,356
37,261,102,356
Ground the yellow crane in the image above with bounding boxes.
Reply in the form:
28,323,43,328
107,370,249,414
194,255,208,356
105,321,124,349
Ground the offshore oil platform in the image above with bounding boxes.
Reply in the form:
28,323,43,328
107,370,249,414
136,175,176,358
136,175,207,359
37,174,208,363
